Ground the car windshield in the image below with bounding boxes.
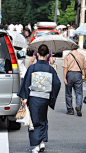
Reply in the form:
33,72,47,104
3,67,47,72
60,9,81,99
36,31,59,37
43,31,59,35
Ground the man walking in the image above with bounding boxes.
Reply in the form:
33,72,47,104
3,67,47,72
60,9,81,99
62,46,86,116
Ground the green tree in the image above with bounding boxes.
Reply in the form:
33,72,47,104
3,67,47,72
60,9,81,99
48,1,65,23
2,0,26,25
64,1,76,25
57,0,76,25
25,0,54,26
1,0,76,27
48,1,55,21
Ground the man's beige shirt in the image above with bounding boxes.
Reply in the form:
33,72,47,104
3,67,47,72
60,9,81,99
62,50,86,71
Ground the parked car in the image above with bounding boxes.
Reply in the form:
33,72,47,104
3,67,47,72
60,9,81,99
0,29,23,130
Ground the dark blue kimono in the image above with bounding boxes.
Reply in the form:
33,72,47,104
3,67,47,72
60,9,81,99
17,60,61,146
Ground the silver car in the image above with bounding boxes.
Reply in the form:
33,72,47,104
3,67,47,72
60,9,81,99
0,30,21,130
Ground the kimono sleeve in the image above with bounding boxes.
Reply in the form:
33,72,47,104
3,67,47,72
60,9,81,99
17,66,32,100
49,67,61,109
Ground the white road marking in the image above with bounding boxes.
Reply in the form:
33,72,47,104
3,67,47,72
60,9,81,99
0,131,9,153
83,87,86,90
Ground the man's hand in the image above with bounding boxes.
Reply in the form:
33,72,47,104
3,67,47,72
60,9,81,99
63,68,68,85
64,78,68,85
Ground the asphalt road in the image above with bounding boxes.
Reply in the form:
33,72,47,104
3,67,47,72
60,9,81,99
3,57,86,153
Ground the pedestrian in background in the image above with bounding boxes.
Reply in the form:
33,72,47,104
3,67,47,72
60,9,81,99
8,22,16,31
62,28,67,38
62,46,86,117
33,23,38,30
66,24,70,38
17,44,61,153
15,22,23,33
68,26,75,40
28,22,32,32
4,23,8,30
24,24,31,39
0,23,5,29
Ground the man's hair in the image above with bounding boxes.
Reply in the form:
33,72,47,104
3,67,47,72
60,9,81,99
38,44,49,57
71,45,79,50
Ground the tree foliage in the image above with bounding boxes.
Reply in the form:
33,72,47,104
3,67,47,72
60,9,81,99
58,0,76,25
1,0,76,27
48,0,76,26
24,0,53,25
64,1,76,25
2,0,26,24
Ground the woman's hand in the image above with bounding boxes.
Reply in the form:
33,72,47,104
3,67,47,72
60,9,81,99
21,99,27,106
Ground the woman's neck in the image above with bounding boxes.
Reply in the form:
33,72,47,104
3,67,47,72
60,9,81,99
38,56,47,61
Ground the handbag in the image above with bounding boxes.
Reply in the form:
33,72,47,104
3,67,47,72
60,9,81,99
15,105,26,119
70,53,85,81
16,105,34,131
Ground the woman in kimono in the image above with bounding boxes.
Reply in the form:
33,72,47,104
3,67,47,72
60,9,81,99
17,44,61,153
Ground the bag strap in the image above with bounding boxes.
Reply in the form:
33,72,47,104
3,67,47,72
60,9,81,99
69,53,82,72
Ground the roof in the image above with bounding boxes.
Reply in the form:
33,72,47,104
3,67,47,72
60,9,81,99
37,22,57,28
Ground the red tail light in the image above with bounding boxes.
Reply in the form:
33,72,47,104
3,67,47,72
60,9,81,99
4,35,18,69
4,107,10,110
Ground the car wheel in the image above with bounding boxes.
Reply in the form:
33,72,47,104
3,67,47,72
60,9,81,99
7,118,21,130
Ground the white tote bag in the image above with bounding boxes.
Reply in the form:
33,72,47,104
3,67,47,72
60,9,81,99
16,105,34,131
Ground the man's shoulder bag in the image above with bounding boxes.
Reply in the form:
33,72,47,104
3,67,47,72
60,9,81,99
70,53,85,82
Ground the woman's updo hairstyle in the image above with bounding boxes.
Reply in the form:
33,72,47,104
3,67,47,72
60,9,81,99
38,44,49,57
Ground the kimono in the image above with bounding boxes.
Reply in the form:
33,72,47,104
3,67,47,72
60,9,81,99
17,60,61,146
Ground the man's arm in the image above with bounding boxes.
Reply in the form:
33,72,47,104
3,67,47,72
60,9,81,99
63,67,68,85
28,55,36,67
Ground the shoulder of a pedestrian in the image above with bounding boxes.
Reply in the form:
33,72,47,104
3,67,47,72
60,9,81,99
48,52,52,58
78,51,85,59
72,49,82,56
49,64,57,74
64,53,70,59
33,51,37,56
63,50,75,60
68,50,77,57
27,64,34,73
69,50,85,61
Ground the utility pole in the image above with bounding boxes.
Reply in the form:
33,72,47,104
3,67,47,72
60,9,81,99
79,0,85,49
54,0,58,23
